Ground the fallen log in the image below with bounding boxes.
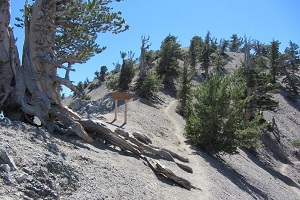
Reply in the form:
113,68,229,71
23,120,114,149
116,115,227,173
115,128,193,173
78,119,141,156
161,148,189,163
132,131,152,144
142,156,197,190
76,118,195,189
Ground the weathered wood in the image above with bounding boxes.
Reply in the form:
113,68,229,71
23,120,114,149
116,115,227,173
50,106,93,142
62,106,82,120
78,119,141,156
0,0,20,107
161,148,189,163
142,157,194,190
139,36,151,80
112,93,131,123
132,131,152,144
114,128,192,173
112,92,132,100
1,0,196,190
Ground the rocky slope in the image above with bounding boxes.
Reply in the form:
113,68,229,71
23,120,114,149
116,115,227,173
1,52,300,200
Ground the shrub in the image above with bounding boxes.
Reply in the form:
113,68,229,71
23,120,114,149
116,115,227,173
106,77,119,91
80,94,91,100
88,83,97,91
292,139,300,148
136,72,163,101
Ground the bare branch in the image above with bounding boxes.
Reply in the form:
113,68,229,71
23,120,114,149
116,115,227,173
50,75,79,94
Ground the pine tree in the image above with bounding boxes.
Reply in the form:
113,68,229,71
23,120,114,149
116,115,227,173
1,0,128,136
94,71,100,80
269,39,281,83
100,66,108,82
200,31,214,78
76,81,84,94
189,36,203,70
118,51,136,91
157,34,182,89
285,41,300,73
136,37,163,100
185,69,262,155
185,38,280,155
177,59,194,116
219,39,229,55
83,77,90,88
229,34,243,52
212,53,228,72
243,37,279,120
252,40,269,57
282,41,300,96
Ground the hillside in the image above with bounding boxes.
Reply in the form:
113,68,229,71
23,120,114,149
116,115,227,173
1,52,300,199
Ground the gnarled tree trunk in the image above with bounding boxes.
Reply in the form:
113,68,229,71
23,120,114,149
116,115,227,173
0,1,197,189
0,0,20,109
1,0,91,141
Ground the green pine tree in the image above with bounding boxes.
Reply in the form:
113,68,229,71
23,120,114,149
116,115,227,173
185,69,261,155
282,41,300,96
157,34,182,90
177,59,194,116
189,36,203,70
229,34,243,52
100,65,108,82
200,31,215,78
269,39,281,83
118,51,136,91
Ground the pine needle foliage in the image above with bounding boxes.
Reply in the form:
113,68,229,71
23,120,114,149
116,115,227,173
177,59,194,116
185,69,264,155
135,72,163,101
156,34,182,89
118,51,136,91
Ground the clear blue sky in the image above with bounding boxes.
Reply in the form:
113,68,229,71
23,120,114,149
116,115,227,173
10,0,300,94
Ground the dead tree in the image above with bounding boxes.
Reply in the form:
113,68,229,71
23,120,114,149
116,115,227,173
0,0,128,140
139,36,151,80
0,0,20,107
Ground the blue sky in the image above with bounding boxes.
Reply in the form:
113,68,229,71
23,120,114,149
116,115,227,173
10,1,300,94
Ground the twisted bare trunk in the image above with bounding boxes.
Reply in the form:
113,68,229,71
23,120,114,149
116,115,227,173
0,0,20,108
1,0,91,141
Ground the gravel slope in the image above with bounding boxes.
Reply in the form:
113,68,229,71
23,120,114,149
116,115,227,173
1,52,300,200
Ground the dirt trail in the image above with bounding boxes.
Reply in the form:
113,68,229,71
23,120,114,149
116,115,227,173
162,100,213,196
163,100,188,151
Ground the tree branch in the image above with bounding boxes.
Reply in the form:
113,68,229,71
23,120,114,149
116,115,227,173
50,75,79,94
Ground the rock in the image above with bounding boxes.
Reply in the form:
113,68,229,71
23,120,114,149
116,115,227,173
0,149,18,171
69,99,88,111
294,150,300,160
86,103,99,114
0,164,10,173
2,173,16,185
23,167,35,175
15,173,30,183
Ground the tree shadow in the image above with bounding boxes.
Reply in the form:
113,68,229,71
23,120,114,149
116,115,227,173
192,71,205,83
260,131,291,164
131,93,164,109
161,88,177,99
280,86,300,112
191,147,269,199
243,149,300,189
53,133,139,160
106,121,126,129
